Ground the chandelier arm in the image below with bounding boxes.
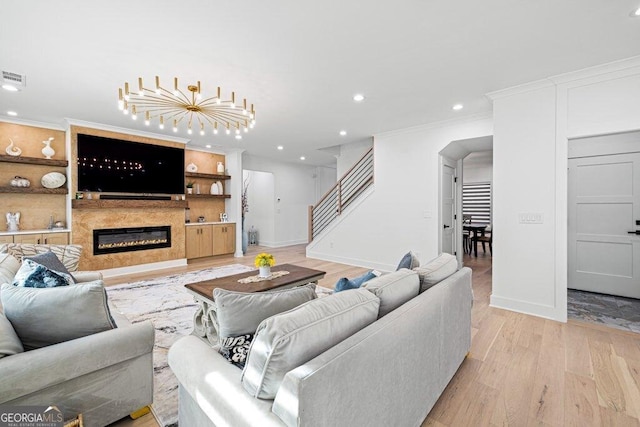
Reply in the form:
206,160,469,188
200,110,250,125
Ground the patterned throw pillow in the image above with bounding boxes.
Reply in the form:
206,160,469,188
219,333,253,369
12,259,74,288
1,244,82,272
25,251,77,283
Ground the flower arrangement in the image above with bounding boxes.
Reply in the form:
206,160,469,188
186,180,195,189
255,252,275,268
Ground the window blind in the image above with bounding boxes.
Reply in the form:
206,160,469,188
462,182,491,226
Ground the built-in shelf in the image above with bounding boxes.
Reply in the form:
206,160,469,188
0,186,68,194
185,172,231,180
0,154,68,167
72,199,189,209
186,194,231,199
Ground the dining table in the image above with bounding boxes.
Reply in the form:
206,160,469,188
463,223,487,257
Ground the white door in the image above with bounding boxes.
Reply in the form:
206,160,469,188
568,152,640,298
441,158,457,255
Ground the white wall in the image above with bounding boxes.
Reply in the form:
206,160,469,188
336,139,373,177
463,151,493,183
243,170,275,246
307,116,493,271
242,154,320,247
314,165,336,201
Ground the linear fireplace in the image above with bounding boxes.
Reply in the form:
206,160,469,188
93,226,171,255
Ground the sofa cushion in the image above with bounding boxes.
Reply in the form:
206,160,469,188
214,283,317,340
0,311,23,358
12,258,75,288
362,268,420,317
396,251,420,270
413,253,458,292
334,270,377,292
25,251,77,283
241,288,380,399
1,280,116,350
0,253,20,286
0,243,82,272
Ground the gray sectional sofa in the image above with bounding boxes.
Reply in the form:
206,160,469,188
169,264,473,427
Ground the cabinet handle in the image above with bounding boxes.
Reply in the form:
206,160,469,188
37,239,41,244
44,238,48,244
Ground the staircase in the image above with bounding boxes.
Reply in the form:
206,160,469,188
309,147,374,241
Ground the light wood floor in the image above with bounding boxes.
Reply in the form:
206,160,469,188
107,246,640,427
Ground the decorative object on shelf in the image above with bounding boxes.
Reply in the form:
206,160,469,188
249,226,258,245
117,76,256,137
255,252,275,278
216,181,223,195
41,171,66,189
197,216,205,223
217,162,225,173
186,181,195,194
220,213,228,222
195,183,201,194
186,162,198,173
241,177,250,254
54,220,66,229
75,192,84,200
41,137,55,159
10,176,30,188
5,138,22,156
210,182,219,195
185,207,191,223
6,212,20,232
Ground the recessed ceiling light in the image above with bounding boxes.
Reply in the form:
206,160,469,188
7,111,17,116
277,145,284,150
631,7,640,16
339,130,347,136
452,104,464,111
2,84,18,92
300,156,306,161
205,144,211,148
353,94,365,102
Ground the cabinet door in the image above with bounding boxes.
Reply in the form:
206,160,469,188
212,224,236,255
186,226,213,259
13,234,42,244
42,233,69,245
0,236,13,244
224,224,236,254
200,225,213,257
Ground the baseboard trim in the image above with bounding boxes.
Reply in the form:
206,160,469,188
305,249,394,273
100,259,188,279
490,294,566,322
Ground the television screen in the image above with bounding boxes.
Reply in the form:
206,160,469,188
77,134,185,194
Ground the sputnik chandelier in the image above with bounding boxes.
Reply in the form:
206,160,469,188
117,76,255,139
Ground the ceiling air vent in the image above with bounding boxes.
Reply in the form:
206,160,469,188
2,71,26,89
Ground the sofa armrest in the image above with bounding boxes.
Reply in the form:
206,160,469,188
71,271,103,283
0,320,154,403
168,335,285,427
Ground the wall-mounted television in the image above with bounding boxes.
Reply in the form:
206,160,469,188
77,134,185,194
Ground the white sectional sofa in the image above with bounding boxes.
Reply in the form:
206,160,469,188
169,264,473,427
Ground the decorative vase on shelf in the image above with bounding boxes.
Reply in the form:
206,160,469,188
258,266,271,278
5,139,22,157
187,187,193,194
242,219,248,255
41,137,55,159
217,162,225,174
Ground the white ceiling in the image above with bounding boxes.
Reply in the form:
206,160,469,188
2,1,639,166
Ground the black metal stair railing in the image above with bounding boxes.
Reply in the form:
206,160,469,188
309,147,374,241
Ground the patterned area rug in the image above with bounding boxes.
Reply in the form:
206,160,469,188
106,264,253,427
568,289,640,333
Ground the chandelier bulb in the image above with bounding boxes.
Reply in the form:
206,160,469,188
187,128,192,135
213,128,218,135
235,134,242,140
173,119,178,133
244,127,248,133
200,130,205,136
118,101,124,111
226,129,231,135
144,119,150,126
159,123,165,130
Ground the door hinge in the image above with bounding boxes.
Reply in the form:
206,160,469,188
454,214,457,220
454,251,457,256
454,177,458,183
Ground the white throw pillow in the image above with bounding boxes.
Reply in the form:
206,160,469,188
241,288,380,399
214,283,317,340
413,253,458,292
1,280,116,350
0,253,20,286
0,311,23,358
362,268,420,317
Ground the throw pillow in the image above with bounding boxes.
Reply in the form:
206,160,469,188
1,280,116,351
0,311,23,358
12,259,74,288
214,283,317,341
219,333,253,369
334,270,377,292
413,253,458,292
2,243,82,272
0,253,21,286
396,251,420,271
362,268,420,317
24,251,77,283
241,288,380,399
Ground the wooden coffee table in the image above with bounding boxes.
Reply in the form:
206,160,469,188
185,263,325,345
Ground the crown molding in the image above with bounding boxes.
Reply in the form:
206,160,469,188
63,118,191,144
486,78,556,101
375,111,493,139
0,116,65,131
549,55,640,85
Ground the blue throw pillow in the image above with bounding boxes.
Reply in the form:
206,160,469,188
12,259,74,288
334,270,377,292
396,251,419,271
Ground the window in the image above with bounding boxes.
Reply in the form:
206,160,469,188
462,182,491,226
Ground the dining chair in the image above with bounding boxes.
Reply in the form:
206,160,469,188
462,215,472,254
476,225,492,255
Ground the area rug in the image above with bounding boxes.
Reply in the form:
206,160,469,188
568,289,640,333
106,264,253,427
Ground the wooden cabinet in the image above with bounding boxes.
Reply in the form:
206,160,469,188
12,232,69,245
0,235,13,244
185,225,213,259
212,223,235,255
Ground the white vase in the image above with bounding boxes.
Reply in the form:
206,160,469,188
41,138,55,159
258,266,271,278
217,162,225,173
